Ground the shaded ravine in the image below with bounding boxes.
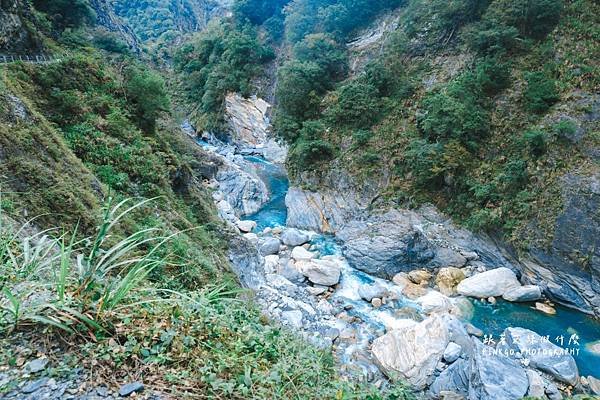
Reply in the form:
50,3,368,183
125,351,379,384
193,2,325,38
241,155,600,378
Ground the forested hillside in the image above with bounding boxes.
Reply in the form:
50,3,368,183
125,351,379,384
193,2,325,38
176,0,599,256
0,1,416,398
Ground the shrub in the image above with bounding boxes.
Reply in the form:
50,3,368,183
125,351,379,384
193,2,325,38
363,61,394,96
94,31,130,54
490,0,563,40
524,71,560,113
289,139,335,170
326,82,381,129
523,130,547,156
475,58,512,96
125,66,170,132
418,80,489,146
465,20,520,55
553,119,578,140
497,159,529,191
352,129,372,146
405,139,445,187
360,151,381,165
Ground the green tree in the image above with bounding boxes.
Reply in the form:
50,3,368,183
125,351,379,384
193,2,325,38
293,34,347,80
276,60,329,120
125,67,170,133
326,82,381,129
32,0,96,29
418,80,489,146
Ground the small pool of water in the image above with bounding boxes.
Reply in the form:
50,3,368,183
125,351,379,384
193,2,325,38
244,156,289,232
471,299,600,377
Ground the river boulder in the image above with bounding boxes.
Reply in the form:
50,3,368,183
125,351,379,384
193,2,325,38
291,246,316,261
260,237,281,256
297,259,341,286
502,285,542,302
429,358,470,398
435,267,466,296
338,210,435,278
372,315,449,389
281,228,310,246
443,342,462,363
469,339,529,400
498,327,579,385
416,291,452,314
358,283,387,302
456,267,520,298
236,220,256,233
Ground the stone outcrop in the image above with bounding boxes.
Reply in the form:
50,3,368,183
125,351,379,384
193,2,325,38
285,187,362,233
0,0,41,54
225,93,287,163
346,8,401,74
469,339,529,400
372,315,449,389
523,172,600,316
338,210,435,278
215,156,269,217
456,268,521,298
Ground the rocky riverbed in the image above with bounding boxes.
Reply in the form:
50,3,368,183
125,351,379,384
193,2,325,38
190,108,600,399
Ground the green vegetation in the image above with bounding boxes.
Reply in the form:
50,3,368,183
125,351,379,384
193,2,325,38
175,22,274,131
32,0,96,30
239,0,596,247
0,203,416,399
524,71,560,113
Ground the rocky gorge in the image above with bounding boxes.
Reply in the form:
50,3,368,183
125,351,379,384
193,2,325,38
185,90,600,400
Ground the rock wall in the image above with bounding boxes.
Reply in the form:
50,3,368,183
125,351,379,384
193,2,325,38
89,0,141,52
346,8,401,75
224,93,287,163
286,169,600,316
0,0,41,54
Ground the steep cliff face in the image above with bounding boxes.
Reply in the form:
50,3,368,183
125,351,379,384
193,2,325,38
0,0,41,53
88,0,141,52
111,0,231,43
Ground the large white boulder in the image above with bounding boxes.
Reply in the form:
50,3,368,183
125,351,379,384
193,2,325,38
456,267,520,298
281,228,310,246
236,220,257,233
417,291,452,314
372,315,449,389
297,259,341,286
291,246,316,261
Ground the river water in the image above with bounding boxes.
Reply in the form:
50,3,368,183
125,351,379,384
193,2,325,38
239,155,600,378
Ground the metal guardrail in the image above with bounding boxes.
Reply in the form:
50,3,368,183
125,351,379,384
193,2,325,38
0,54,66,64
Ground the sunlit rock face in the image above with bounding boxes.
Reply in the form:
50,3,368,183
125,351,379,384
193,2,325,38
225,93,287,163
372,315,449,389
346,9,401,75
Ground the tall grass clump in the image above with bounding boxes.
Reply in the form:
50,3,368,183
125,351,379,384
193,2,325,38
0,197,179,335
